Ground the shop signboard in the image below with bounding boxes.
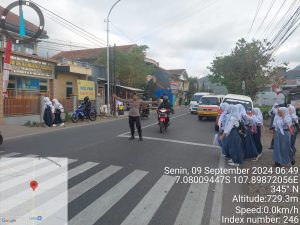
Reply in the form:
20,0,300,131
9,55,55,79
77,80,95,101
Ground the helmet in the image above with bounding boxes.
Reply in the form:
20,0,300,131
163,96,168,100
84,96,89,101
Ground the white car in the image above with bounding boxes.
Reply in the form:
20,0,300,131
189,92,211,114
215,94,253,131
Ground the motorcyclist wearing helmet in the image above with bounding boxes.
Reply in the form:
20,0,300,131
81,96,92,117
158,96,174,124
140,96,150,115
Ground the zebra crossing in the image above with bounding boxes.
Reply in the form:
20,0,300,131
0,150,224,225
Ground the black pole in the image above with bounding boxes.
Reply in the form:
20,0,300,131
114,44,116,94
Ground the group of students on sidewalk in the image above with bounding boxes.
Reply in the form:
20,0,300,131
218,102,298,167
268,103,299,167
43,97,65,127
218,103,264,166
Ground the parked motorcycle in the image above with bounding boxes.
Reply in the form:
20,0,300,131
158,108,170,133
71,105,97,123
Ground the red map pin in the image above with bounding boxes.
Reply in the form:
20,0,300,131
30,180,38,191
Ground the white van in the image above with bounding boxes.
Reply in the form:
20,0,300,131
189,92,211,114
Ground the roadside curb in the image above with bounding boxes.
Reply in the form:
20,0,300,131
2,116,127,141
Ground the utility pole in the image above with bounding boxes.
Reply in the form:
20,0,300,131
106,0,122,115
242,80,246,95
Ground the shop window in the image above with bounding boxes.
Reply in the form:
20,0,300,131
40,85,48,92
66,81,73,98
7,83,15,89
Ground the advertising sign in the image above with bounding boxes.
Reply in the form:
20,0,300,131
77,80,95,100
10,55,55,78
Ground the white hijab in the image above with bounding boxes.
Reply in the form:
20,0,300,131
52,98,64,110
274,107,292,135
218,102,229,128
237,104,253,124
224,105,240,135
252,107,263,125
288,105,299,123
44,97,53,109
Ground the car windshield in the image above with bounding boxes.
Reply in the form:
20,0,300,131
191,95,203,102
200,97,219,105
223,98,252,111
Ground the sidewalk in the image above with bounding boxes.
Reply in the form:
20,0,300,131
0,114,127,140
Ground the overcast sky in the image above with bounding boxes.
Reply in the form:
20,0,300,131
2,0,300,77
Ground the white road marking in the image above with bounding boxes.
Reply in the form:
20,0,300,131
118,113,188,137
209,154,225,225
121,175,176,225
4,117,127,141
68,161,99,178
0,158,66,187
11,162,103,222
1,160,70,212
119,135,220,149
0,152,21,158
69,165,122,202
174,183,209,225
0,154,37,167
68,170,148,225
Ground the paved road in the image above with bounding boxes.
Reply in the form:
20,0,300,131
0,106,249,225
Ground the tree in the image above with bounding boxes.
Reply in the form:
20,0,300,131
208,38,286,99
144,78,157,99
187,77,199,99
95,45,154,89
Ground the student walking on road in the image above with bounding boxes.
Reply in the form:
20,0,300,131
113,93,157,141
273,107,295,167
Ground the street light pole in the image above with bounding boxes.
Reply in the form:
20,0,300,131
106,0,121,115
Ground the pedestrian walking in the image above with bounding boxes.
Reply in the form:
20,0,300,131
113,93,157,141
52,98,65,127
237,104,258,160
252,107,263,160
220,105,244,166
288,105,299,155
217,102,230,157
268,103,279,149
43,97,54,127
273,107,295,167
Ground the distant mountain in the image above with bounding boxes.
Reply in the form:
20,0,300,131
293,65,300,71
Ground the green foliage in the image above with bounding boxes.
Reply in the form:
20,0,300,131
208,38,287,99
23,121,44,127
188,77,199,98
95,45,154,89
64,111,71,122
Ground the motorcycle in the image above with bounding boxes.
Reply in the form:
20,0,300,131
71,105,97,123
140,107,150,120
158,108,170,133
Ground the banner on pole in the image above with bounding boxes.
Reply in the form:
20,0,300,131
3,40,12,96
